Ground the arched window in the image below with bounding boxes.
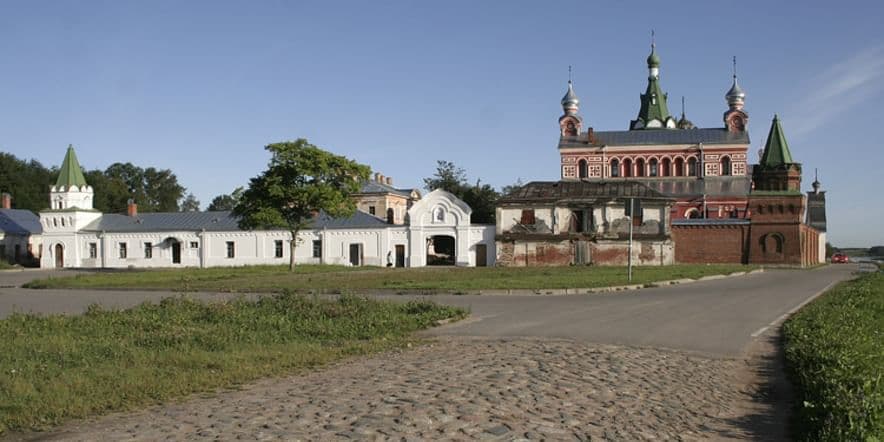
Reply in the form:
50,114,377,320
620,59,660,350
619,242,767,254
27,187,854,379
674,157,684,176
687,157,698,176
649,158,658,177
610,159,620,177
636,158,645,177
386,208,395,224
622,159,633,177
762,233,785,254
685,208,702,219
661,158,671,177
578,159,588,179
721,156,732,176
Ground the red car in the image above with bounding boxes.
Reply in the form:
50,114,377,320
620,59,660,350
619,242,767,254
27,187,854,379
831,253,849,264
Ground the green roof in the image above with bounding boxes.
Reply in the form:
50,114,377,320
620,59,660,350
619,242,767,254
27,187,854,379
55,145,88,188
759,115,795,168
635,77,672,127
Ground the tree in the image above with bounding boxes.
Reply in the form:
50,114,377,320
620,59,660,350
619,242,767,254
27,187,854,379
104,163,185,212
0,152,54,211
423,160,468,195
423,160,498,223
179,193,200,212
234,139,370,270
208,187,244,211
501,178,525,197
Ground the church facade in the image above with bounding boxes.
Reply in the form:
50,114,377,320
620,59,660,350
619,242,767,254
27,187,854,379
495,42,825,267
38,147,495,269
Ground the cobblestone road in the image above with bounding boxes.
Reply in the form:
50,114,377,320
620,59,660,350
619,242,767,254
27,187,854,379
32,338,763,441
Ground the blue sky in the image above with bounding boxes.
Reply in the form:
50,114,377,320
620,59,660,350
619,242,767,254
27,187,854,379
1,1,882,246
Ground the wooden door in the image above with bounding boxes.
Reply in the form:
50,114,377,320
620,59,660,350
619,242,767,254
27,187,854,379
54,244,64,268
172,242,181,264
475,244,487,267
395,245,405,267
349,244,361,266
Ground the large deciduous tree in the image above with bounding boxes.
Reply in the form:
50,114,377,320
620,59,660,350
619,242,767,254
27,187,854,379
233,139,371,271
208,187,244,211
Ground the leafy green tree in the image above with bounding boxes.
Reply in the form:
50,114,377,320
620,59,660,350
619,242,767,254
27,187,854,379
0,152,54,211
423,160,499,223
179,193,200,212
234,139,371,270
208,187,244,211
501,178,525,197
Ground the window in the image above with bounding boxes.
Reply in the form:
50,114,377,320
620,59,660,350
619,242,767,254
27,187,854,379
636,158,645,177
274,240,284,258
674,158,684,176
144,242,152,259
661,158,671,176
226,241,235,258
610,159,619,177
119,243,127,259
578,159,588,179
649,158,658,177
687,157,698,176
368,206,376,215
89,243,97,259
190,241,199,249
312,240,322,258
520,209,535,225
623,159,633,177
386,208,395,224
721,156,732,176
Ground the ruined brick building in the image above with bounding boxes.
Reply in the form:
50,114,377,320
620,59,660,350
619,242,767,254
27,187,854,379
495,42,826,267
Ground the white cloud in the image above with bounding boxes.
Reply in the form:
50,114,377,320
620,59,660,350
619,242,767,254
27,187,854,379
787,45,884,138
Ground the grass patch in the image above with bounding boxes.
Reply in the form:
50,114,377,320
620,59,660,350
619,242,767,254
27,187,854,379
783,272,883,441
0,293,465,433
25,264,757,292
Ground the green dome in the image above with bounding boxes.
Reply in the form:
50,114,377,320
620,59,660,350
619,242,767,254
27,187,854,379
647,46,660,67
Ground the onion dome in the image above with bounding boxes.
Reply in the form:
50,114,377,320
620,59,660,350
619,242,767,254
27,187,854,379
726,77,746,103
647,44,661,68
561,80,580,115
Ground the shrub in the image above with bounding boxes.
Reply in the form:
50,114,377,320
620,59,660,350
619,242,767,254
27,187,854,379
783,273,883,441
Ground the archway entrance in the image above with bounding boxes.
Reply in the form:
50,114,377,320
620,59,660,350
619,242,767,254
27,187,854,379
427,235,455,266
54,244,64,268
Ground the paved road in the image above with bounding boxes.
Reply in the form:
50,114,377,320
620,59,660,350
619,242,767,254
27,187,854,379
0,264,857,356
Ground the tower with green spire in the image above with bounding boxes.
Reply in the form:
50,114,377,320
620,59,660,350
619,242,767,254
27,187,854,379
751,115,802,194
48,145,95,210
630,38,676,130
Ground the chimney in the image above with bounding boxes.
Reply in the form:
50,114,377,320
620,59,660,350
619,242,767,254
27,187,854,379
378,174,385,184
1,193,10,209
385,177,393,186
127,199,138,217
374,173,381,182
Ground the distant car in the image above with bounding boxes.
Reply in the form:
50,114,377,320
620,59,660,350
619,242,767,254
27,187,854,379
831,253,849,264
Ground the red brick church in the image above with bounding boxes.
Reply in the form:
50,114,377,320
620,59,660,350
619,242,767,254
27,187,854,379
495,41,825,267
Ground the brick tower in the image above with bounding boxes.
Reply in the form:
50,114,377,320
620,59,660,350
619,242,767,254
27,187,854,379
747,115,814,265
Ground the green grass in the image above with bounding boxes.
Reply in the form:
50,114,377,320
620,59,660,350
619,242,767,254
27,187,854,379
0,260,15,270
24,264,757,293
783,272,884,441
0,293,465,433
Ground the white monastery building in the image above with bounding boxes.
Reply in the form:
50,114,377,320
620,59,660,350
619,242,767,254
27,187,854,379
39,147,495,269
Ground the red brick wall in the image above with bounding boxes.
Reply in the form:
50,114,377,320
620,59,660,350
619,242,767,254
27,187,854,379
672,224,748,264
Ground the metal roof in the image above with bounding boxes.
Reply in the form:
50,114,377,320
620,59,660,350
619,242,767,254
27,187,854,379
83,211,242,233
499,181,672,205
559,127,749,148
0,209,43,235
357,181,417,198
81,209,391,233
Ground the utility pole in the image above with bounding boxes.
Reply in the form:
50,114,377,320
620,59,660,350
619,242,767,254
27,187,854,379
627,198,634,282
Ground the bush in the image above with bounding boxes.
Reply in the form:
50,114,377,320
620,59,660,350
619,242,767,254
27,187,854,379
783,273,884,441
